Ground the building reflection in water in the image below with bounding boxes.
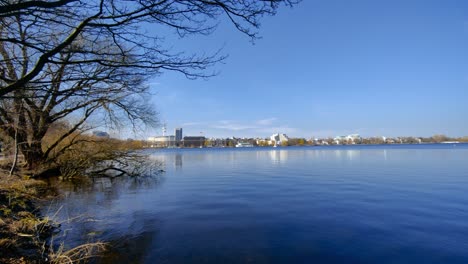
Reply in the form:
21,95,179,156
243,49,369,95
346,149,360,161
330,148,390,162
268,149,289,164
153,148,395,173
175,153,182,170
330,149,361,161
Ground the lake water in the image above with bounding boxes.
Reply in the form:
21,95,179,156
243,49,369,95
47,144,468,263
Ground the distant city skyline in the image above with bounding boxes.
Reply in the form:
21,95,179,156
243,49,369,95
139,0,467,139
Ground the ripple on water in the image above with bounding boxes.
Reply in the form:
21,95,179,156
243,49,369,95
47,145,468,264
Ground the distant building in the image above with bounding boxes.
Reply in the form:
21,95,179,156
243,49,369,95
346,134,361,144
334,134,361,144
183,136,205,148
333,136,346,144
312,138,329,145
270,133,289,146
256,138,269,146
92,131,110,138
175,128,183,142
210,138,229,147
147,136,176,148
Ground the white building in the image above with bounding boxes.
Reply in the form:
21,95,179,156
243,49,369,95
270,133,289,146
334,134,361,144
333,136,347,144
147,136,176,148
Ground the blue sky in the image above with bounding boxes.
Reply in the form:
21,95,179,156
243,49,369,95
141,0,468,139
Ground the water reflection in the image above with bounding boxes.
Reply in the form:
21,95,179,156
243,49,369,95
268,149,289,164
43,145,468,264
175,153,182,170
331,149,361,161
149,148,396,170
95,219,161,264
45,167,165,251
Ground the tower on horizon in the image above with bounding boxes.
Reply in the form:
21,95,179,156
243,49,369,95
175,128,183,142
162,123,167,136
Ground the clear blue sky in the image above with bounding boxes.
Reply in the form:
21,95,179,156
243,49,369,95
142,0,468,139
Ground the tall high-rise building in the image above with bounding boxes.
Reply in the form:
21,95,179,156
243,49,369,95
175,128,183,142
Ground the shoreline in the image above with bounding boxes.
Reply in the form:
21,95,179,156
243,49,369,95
146,142,468,150
0,174,56,263
0,173,106,263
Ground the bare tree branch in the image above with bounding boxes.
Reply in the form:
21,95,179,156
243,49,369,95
0,0,299,170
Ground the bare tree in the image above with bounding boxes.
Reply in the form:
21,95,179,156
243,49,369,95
1,0,299,97
0,23,158,170
0,0,299,171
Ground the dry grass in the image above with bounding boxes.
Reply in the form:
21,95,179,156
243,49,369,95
0,172,56,263
49,242,107,264
0,135,141,263
1,172,110,263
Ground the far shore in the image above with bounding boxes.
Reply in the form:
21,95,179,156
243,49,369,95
145,141,467,150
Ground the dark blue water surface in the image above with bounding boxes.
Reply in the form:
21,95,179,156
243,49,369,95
48,144,468,263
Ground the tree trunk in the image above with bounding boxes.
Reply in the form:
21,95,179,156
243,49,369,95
9,127,19,176
20,141,46,171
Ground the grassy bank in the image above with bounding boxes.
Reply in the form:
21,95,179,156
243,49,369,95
0,173,56,263
0,169,109,264
0,136,148,263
